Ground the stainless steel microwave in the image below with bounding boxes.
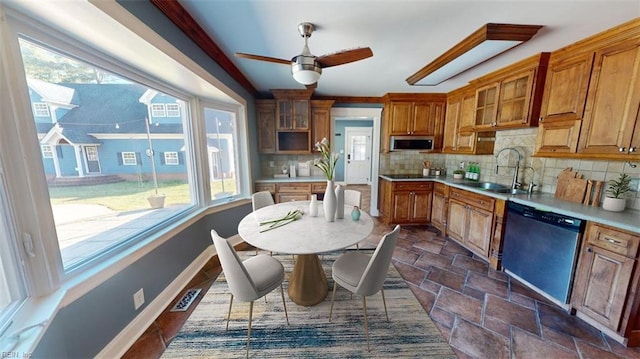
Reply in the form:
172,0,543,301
390,136,435,151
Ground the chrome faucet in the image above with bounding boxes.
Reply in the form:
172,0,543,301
495,147,523,190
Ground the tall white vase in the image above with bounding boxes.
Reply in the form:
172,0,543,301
335,184,344,219
323,180,336,222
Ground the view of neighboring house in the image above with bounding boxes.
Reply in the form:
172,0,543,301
29,78,234,183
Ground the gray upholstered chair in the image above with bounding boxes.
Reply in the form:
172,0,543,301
211,229,289,358
251,191,274,255
344,189,363,249
328,225,401,351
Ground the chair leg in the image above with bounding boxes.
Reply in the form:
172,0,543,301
256,248,259,256
280,284,289,325
329,281,338,321
247,301,253,359
381,287,389,322
356,243,360,250
226,294,234,331
362,296,370,352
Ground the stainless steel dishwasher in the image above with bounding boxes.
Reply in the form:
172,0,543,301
502,202,585,307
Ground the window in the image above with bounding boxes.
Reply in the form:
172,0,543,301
166,103,180,117
32,102,49,117
204,105,240,201
164,151,179,165
151,103,166,117
17,38,196,271
41,144,53,158
121,152,137,166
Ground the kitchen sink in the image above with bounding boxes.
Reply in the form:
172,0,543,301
462,182,510,191
489,188,529,195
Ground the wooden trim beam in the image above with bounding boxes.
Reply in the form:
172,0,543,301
311,96,383,104
150,0,257,95
406,23,542,85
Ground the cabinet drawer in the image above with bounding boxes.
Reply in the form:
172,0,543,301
449,188,495,212
255,183,276,194
276,194,309,202
276,183,312,193
434,182,448,195
311,182,327,193
586,223,640,258
392,181,433,191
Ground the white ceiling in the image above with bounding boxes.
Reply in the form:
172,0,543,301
178,0,640,98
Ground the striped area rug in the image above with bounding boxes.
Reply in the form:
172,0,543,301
162,252,456,358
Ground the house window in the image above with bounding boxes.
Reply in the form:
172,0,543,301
166,103,180,117
164,151,179,165
41,144,53,158
204,105,240,201
17,38,196,272
121,152,137,166
151,103,166,117
33,102,50,117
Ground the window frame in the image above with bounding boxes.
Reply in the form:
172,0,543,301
41,144,53,158
163,151,179,165
166,103,181,117
121,152,137,166
32,102,49,117
150,103,166,117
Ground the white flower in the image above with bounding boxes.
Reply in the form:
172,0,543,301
313,137,339,180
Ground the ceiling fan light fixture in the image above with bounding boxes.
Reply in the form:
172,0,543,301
291,55,322,85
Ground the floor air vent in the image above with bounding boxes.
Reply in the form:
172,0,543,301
170,288,202,312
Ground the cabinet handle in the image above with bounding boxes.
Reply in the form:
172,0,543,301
619,147,626,152
630,147,636,153
605,237,622,245
539,117,544,122
586,247,593,253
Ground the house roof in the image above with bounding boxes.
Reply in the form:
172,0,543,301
27,78,76,106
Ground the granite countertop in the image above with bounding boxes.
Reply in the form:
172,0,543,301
379,174,640,233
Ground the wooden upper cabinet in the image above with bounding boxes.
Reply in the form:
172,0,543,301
256,100,276,153
539,52,594,123
276,98,310,130
443,85,495,154
310,100,335,146
577,37,640,158
470,52,549,132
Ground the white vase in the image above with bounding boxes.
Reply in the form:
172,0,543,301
323,180,336,222
335,184,344,219
602,196,626,212
309,194,318,217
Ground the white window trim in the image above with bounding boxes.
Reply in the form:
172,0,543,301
41,144,53,158
164,151,178,165
150,103,166,117
121,152,137,166
166,103,180,117
32,102,49,117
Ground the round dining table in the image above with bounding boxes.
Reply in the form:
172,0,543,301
238,200,374,306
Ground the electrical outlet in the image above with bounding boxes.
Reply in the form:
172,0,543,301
630,178,640,192
133,288,145,310
269,161,274,168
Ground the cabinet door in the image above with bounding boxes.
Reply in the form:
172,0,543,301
392,191,412,223
442,97,461,152
411,191,432,222
277,100,293,129
412,103,434,135
257,101,276,153
446,199,467,242
578,38,640,156
292,99,310,129
539,52,594,123
572,245,635,330
466,206,493,258
535,119,582,155
474,83,499,127
496,70,533,127
389,102,413,134
311,107,330,145
431,191,447,232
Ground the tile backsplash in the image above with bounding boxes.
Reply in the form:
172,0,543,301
380,128,640,210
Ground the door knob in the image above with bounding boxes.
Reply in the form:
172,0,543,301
630,147,636,153
619,147,626,152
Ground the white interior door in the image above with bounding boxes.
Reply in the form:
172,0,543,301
344,127,372,184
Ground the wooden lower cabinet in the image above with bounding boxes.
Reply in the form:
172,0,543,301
379,179,433,224
571,222,640,346
255,181,326,203
446,188,496,260
430,183,448,233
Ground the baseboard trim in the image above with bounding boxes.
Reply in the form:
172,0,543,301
96,245,214,359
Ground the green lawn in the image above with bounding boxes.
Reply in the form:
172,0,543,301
48,179,237,211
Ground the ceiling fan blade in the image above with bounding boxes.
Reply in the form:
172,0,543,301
316,47,373,68
235,53,291,65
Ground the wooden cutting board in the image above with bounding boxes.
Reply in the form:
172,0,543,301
555,167,589,203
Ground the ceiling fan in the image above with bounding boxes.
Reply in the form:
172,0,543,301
235,22,373,86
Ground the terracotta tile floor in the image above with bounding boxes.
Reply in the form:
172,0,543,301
123,186,640,358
